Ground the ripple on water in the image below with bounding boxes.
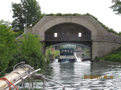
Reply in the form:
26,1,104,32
23,56,121,90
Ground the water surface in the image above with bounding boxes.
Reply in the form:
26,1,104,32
25,52,121,90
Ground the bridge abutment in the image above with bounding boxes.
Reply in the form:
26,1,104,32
94,41,121,58
24,16,121,60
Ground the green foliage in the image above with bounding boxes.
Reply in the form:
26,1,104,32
17,33,45,67
46,45,53,56
7,32,46,69
118,32,121,36
0,20,48,71
12,0,41,30
101,54,121,63
94,56,98,59
46,55,50,64
8,51,27,67
0,20,17,70
111,0,121,15
54,51,60,58
108,28,118,35
19,33,42,56
46,46,60,59
14,30,24,37
0,20,12,27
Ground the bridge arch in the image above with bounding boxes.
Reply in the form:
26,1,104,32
26,16,121,59
44,42,91,60
32,16,108,41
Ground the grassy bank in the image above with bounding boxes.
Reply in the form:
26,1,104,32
96,46,121,63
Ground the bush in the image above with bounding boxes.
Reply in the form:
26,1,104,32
0,20,17,70
16,33,45,67
46,46,60,59
14,30,23,37
99,45,121,63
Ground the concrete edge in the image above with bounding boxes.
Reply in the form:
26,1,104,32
82,58,121,65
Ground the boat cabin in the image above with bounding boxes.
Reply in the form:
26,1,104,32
58,48,76,62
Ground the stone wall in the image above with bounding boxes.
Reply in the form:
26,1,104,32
23,16,121,60
24,28,32,34
92,41,121,59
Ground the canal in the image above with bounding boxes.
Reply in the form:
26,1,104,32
25,52,121,90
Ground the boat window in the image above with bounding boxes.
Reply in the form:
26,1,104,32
60,49,74,55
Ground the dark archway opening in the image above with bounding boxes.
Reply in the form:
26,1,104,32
44,23,92,59
45,23,91,41
43,42,92,60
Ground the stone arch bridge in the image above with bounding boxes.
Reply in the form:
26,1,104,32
24,16,121,59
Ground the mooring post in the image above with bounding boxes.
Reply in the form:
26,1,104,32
42,76,46,90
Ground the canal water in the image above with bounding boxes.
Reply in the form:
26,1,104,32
25,52,121,90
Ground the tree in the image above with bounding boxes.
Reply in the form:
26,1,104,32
17,33,45,67
111,0,121,14
0,20,17,70
12,0,41,30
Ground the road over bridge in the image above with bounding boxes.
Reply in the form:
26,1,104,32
25,16,121,59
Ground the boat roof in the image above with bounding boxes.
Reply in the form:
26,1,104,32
60,48,74,50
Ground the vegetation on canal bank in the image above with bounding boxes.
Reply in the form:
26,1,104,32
95,46,121,63
0,20,17,71
9,33,46,68
46,45,60,60
0,20,48,72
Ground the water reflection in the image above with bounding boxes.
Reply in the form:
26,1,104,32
24,53,121,90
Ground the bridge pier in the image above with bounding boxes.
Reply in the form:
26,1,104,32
90,46,92,60
25,16,121,60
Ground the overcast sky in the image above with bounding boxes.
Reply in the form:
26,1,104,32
0,0,121,32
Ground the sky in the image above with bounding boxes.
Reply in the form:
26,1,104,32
0,0,121,33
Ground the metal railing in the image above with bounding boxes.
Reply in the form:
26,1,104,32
0,62,65,90
34,74,65,90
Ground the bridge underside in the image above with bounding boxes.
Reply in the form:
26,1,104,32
42,40,92,60
45,23,91,41
43,41,92,47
